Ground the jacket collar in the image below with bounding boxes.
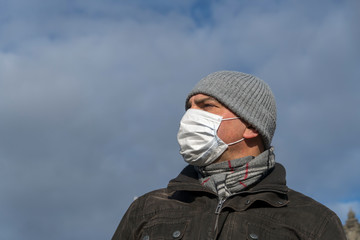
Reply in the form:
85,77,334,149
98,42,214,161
167,163,289,210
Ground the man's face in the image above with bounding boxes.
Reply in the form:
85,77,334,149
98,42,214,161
186,94,247,147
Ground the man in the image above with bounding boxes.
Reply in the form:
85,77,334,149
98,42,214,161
112,71,346,239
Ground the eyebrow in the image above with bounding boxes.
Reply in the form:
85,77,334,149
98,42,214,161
186,96,218,109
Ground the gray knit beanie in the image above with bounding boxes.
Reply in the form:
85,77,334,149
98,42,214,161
186,71,277,149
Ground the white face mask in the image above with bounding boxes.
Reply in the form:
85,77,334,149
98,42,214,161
177,109,244,166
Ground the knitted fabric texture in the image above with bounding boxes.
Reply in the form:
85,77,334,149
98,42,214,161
186,71,277,149
196,148,275,198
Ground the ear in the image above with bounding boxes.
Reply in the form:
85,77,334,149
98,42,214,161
243,127,259,139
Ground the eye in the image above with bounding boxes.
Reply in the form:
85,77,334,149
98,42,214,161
203,103,215,108
204,103,215,107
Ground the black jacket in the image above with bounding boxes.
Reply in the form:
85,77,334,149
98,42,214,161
112,163,346,239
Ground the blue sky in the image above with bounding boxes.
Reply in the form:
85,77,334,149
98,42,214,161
0,0,359,239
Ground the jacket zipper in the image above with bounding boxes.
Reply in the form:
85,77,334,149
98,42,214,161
214,197,226,233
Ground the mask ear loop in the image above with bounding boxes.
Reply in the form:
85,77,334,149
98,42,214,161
221,116,245,146
227,138,244,146
222,116,241,121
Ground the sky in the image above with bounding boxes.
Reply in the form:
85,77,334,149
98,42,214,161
0,0,359,239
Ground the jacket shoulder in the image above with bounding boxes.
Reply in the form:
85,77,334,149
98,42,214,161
111,188,169,240
130,188,170,213
285,188,346,239
287,188,335,215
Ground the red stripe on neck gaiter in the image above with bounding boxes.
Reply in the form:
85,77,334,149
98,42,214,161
244,163,249,180
239,181,247,188
228,161,235,172
201,178,210,185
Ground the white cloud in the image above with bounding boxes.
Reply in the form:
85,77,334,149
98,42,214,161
0,0,359,239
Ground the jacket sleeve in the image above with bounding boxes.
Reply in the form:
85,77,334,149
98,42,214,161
317,213,347,240
111,199,144,240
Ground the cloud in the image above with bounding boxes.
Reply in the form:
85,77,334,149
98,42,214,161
0,0,359,239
